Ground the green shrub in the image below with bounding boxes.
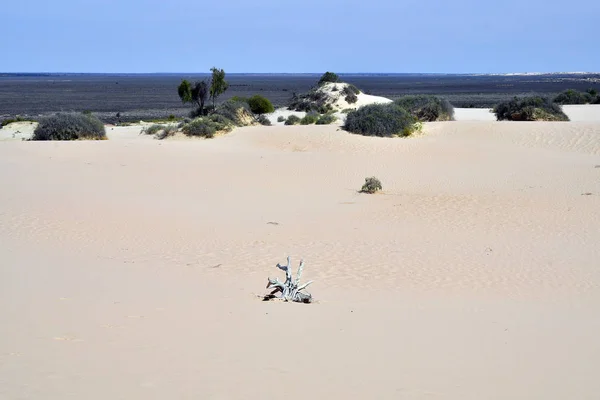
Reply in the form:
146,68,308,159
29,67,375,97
316,113,338,125
285,115,301,125
344,103,419,137
493,96,569,121
300,112,319,125
141,124,166,135
213,99,253,126
248,95,275,115
360,177,382,194
554,89,593,105
342,85,360,96
394,95,455,121
318,71,340,86
345,92,358,104
31,112,106,141
182,117,233,138
256,115,272,126
277,116,286,123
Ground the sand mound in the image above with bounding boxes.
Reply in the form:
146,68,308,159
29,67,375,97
0,121,38,141
288,82,392,113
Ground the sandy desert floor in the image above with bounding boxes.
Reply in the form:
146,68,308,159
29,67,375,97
1,118,600,399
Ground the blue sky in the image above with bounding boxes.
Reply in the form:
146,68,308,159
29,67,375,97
1,0,597,73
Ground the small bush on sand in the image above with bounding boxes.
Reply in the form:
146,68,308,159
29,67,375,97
342,85,360,96
300,112,319,125
360,177,382,194
32,112,106,140
493,96,569,121
248,95,275,115
256,114,272,126
345,92,358,104
394,95,455,121
277,116,286,123
344,103,419,137
316,113,338,125
318,71,340,86
182,117,233,138
142,124,164,135
285,115,301,125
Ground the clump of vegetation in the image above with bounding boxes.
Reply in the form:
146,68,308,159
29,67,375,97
318,71,340,86
300,112,319,125
285,115,301,125
554,89,599,105
1,115,33,128
343,103,419,137
256,114,272,126
493,96,569,121
360,177,382,194
182,117,232,138
31,112,106,141
345,92,358,104
248,95,275,115
277,116,286,123
342,85,360,96
212,99,255,126
141,124,164,136
394,95,455,121
316,113,338,125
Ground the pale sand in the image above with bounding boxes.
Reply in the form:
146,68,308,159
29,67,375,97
454,105,600,122
1,121,600,399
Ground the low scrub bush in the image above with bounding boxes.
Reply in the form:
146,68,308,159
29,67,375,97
32,112,106,141
248,95,275,115
142,124,164,135
285,115,301,125
394,95,455,121
316,113,338,125
256,114,272,126
344,103,419,137
345,92,358,104
213,100,253,126
182,117,232,138
493,96,569,121
360,177,382,194
342,85,360,96
300,112,319,125
277,116,286,123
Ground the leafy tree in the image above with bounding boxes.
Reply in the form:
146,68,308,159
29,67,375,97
209,67,229,109
178,79,209,115
248,95,274,114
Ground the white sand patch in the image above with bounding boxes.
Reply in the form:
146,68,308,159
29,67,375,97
0,121,38,141
453,108,497,121
563,105,600,122
266,108,307,125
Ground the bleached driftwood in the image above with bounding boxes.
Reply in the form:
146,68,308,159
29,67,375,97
264,256,313,303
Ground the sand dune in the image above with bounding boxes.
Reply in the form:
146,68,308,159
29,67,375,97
1,121,600,399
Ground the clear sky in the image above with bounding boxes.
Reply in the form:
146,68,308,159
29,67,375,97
1,0,597,73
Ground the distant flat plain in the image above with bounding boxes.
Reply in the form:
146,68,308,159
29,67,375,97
1,73,598,122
